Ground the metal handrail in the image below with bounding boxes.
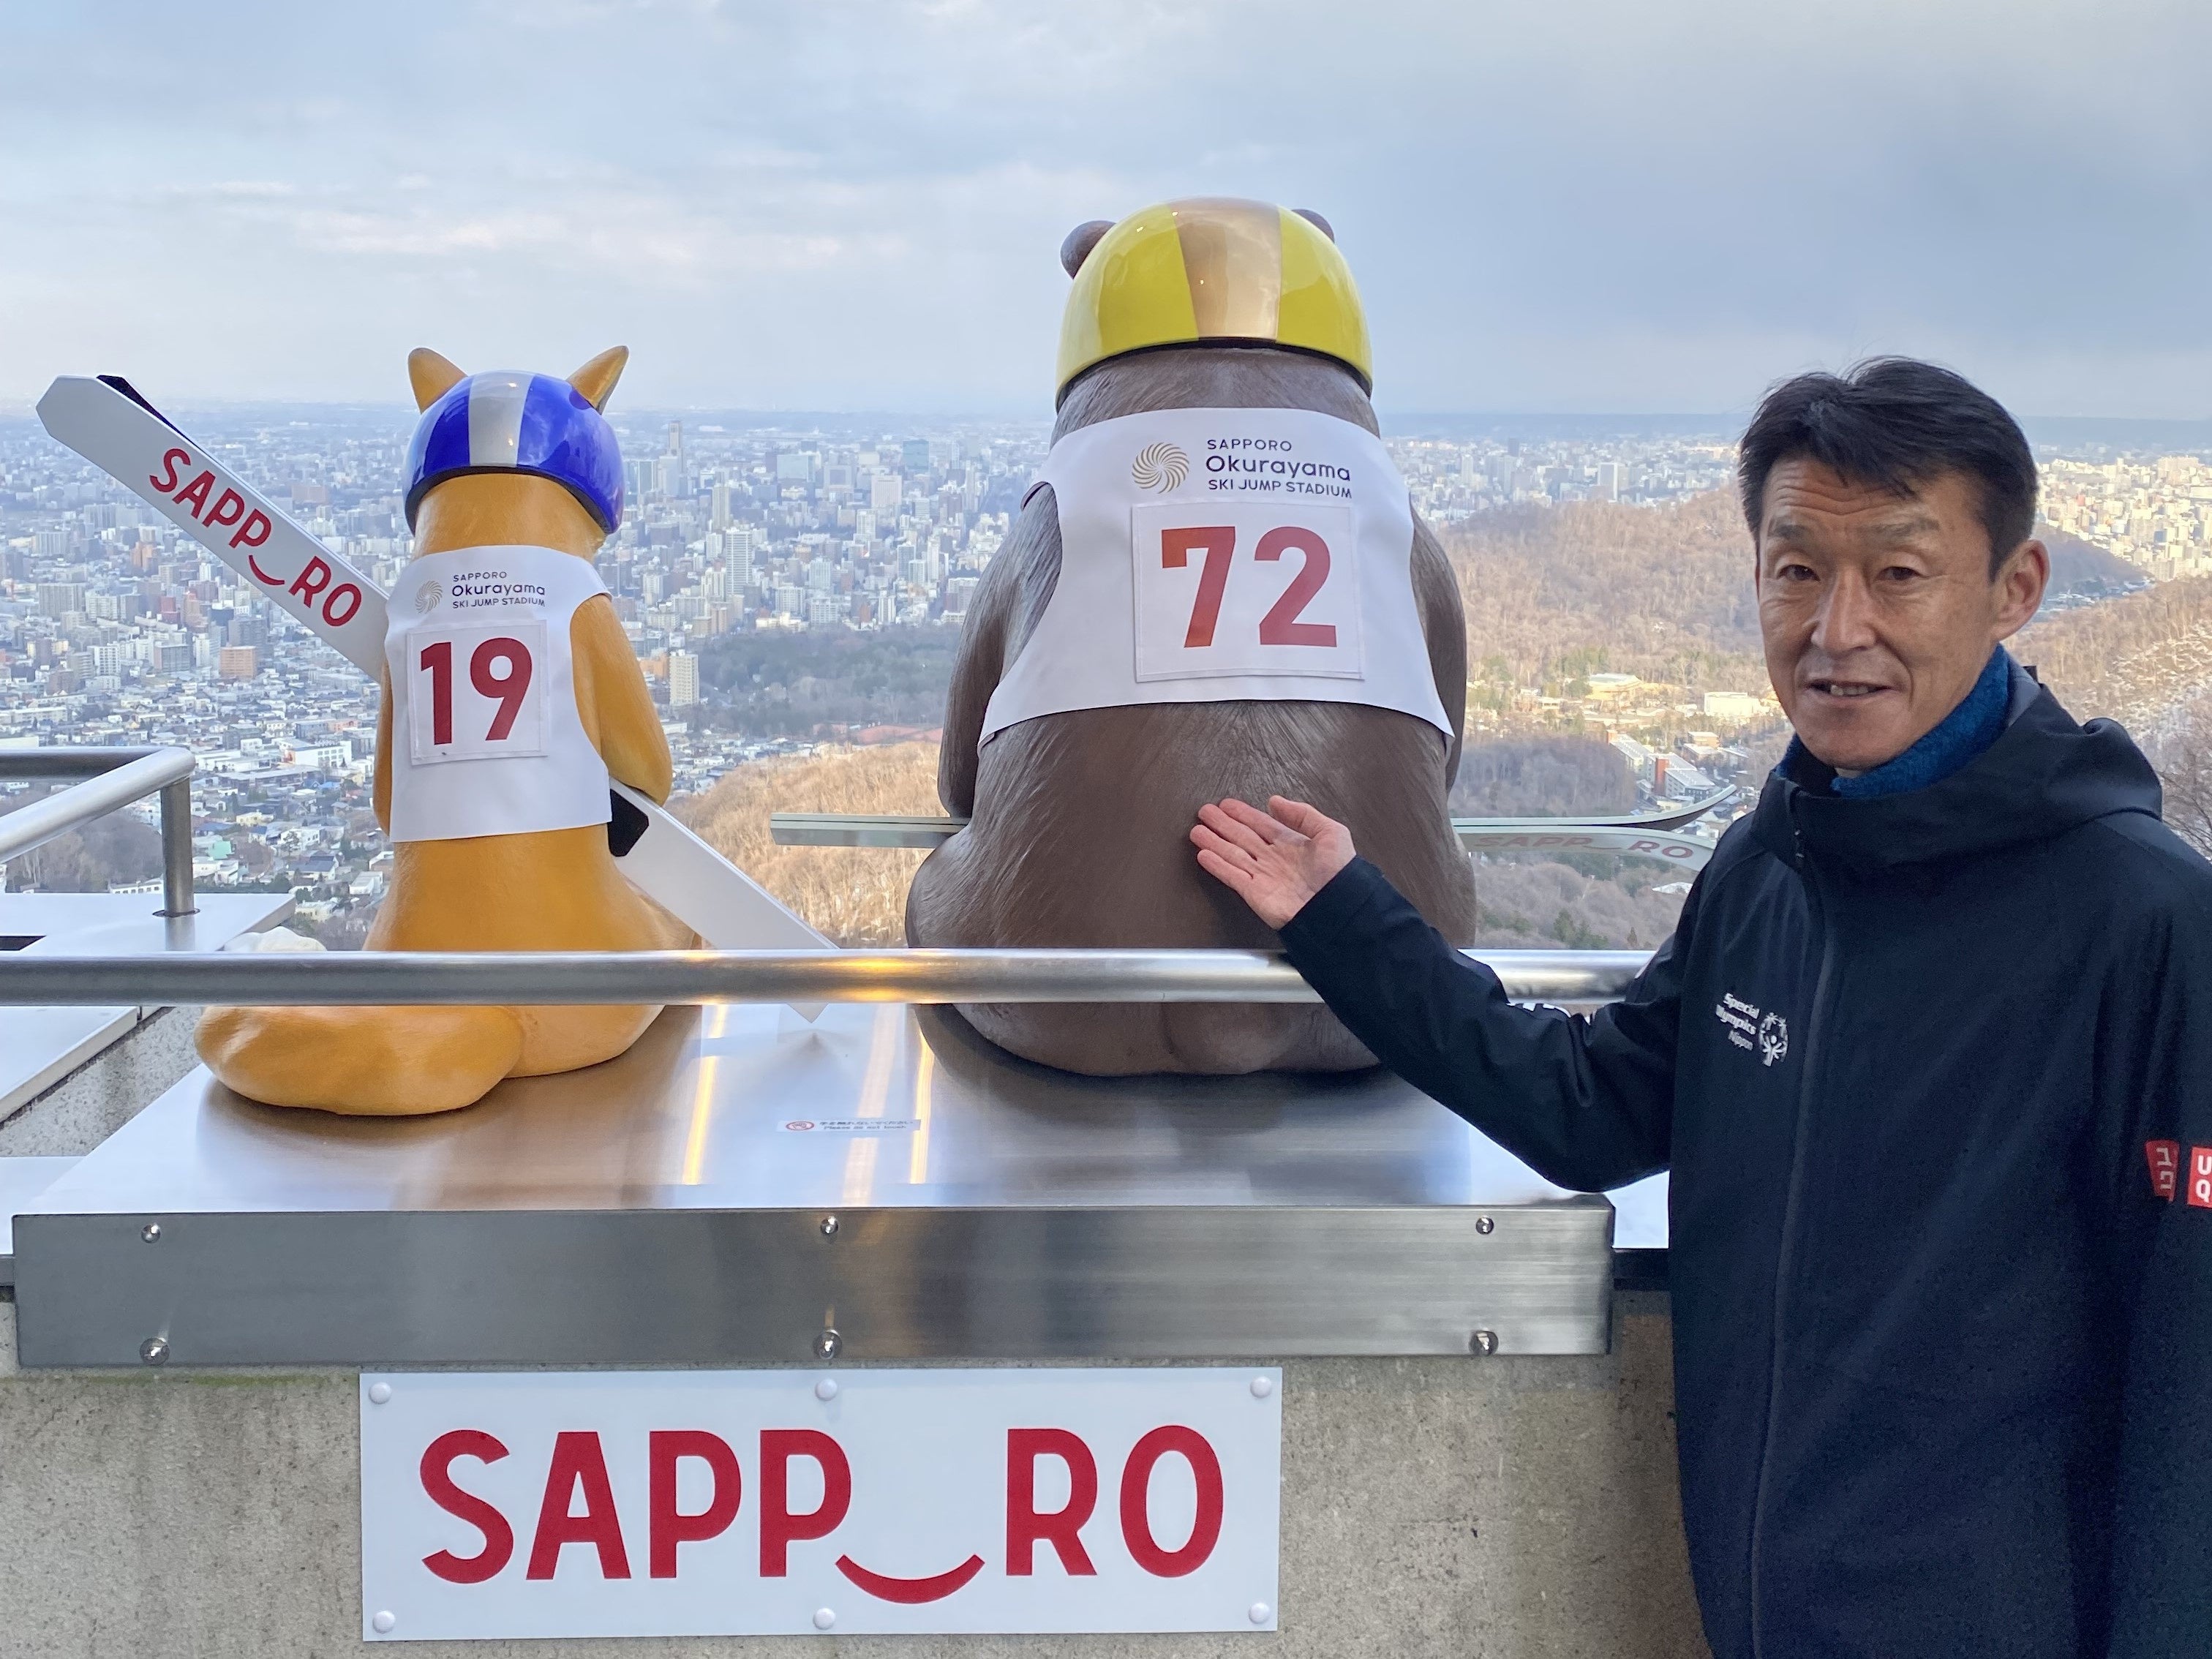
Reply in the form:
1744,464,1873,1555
770,788,1739,857
0,947,1651,1007
0,746,195,917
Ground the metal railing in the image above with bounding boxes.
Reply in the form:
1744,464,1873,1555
0,946,1651,1007
768,788,1739,851
0,746,195,917
0,745,1661,1007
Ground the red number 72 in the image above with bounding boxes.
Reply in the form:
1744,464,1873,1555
1160,525,1238,647
1159,524,1338,650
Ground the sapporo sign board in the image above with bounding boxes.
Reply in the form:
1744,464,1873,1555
360,1368,1282,1640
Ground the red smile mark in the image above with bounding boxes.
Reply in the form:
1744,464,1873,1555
834,1552,986,1604
247,554,285,586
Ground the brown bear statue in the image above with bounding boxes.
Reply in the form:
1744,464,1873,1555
905,198,1479,1075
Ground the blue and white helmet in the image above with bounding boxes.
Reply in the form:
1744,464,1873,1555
404,371,625,534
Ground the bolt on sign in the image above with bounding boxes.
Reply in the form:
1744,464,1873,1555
360,1368,1282,1639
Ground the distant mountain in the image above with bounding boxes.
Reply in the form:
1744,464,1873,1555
2040,526,2143,600
1382,412,1739,443
2020,417,2212,454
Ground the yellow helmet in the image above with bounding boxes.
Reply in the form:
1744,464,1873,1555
1054,198,1372,402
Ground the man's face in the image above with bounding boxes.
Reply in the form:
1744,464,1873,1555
1756,458,2048,775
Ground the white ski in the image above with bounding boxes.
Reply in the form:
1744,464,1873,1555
36,375,834,1000
40,375,393,677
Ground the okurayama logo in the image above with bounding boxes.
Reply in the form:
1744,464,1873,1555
1131,442,1189,492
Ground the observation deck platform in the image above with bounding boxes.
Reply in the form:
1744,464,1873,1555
8,998,1634,1370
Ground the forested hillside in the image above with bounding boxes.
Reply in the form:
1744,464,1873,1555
698,625,961,737
0,786,160,893
1443,492,2153,712
677,742,941,946
1444,492,1767,703
2017,573,2212,733
674,492,2212,955
1448,736,1635,817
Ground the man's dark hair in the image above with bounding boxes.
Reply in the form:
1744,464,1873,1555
1737,358,2038,578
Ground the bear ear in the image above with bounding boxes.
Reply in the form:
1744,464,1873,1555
1291,208,1335,243
1060,220,1113,278
407,348,467,412
567,346,630,412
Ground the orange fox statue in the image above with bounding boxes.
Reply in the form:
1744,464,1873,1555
197,347,692,1115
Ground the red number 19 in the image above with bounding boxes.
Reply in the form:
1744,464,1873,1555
470,638,533,740
417,636,534,745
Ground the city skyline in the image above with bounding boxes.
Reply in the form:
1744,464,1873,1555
5,2,2211,418
0,402,1769,930
1,394,2199,934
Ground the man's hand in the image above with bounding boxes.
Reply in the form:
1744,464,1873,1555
1189,797,1357,930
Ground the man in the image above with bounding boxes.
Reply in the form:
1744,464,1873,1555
1191,358,2208,1658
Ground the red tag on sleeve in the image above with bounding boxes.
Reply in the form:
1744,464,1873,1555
2148,1140,2181,1201
2189,1146,2212,1210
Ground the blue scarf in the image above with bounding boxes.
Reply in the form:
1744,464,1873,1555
1790,647,2014,800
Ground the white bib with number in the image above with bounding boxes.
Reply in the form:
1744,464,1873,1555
979,407,1451,743
383,545,612,843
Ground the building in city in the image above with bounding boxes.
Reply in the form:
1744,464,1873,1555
668,650,699,709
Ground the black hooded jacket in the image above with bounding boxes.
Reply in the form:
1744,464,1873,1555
1279,680,2212,1658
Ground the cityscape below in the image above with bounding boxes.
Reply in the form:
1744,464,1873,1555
2,402,2207,932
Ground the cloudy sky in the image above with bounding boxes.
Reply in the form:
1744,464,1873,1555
4,0,2208,418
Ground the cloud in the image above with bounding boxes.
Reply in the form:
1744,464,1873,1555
1,0,2207,415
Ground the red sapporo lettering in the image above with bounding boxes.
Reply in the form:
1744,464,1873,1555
527,1431,631,1580
171,470,214,518
759,1429,851,1576
419,1430,515,1585
1007,1428,1099,1576
648,1430,742,1580
1118,1426,1224,1578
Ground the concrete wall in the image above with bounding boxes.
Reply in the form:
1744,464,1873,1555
0,1006,201,1159
0,1295,1707,1659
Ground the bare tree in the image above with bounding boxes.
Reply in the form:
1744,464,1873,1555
2151,698,2212,858
680,742,942,945
1,786,161,892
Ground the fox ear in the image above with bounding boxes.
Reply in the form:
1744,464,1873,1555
407,348,467,412
568,347,630,412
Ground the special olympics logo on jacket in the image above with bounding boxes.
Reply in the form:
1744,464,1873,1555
1717,991,1788,1066
1757,1011,1789,1068
1131,442,1189,492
